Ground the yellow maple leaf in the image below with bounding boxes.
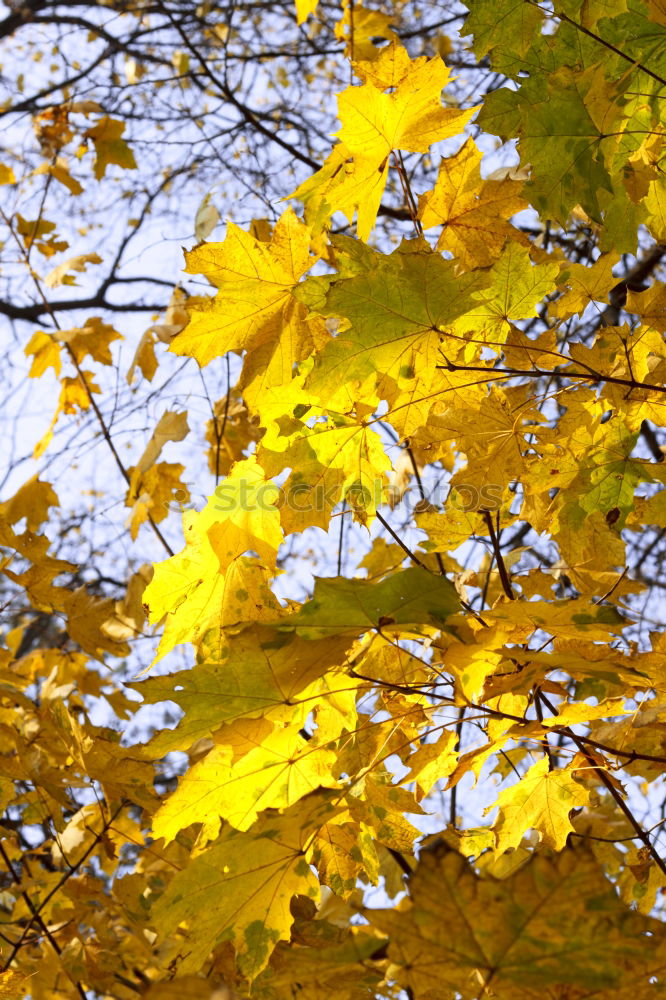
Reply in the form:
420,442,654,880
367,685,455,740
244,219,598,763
0,164,16,185
33,157,84,195
198,456,284,571
62,587,130,660
290,45,476,240
352,39,415,89
645,175,666,241
126,329,158,383
204,390,262,478
627,281,666,332
290,142,390,244
349,773,423,853
442,639,505,704
107,565,152,643
335,3,397,62
59,316,122,364
260,416,391,530
309,810,380,896
33,371,101,458
154,792,339,980
454,242,560,344
418,138,528,269
0,477,58,532
553,251,620,319
172,207,314,366
44,251,102,288
57,371,99,413
141,494,282,667
0,969,29,999
295,0,318,24
150,285,190,343
152,717,339,842
24,330,62,377
128,410,189,498
368,843,666,998
0,521,75,611
422,384,536,492
337,46,468,160
83,115,137,179
489,756,590,852
406,729,459,801
126,461,189,539
135,625,352,752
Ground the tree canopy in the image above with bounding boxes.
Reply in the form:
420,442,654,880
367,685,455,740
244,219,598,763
1,0,666,996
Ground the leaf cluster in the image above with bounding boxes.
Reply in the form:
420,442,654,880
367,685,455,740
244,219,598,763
0,1,666,998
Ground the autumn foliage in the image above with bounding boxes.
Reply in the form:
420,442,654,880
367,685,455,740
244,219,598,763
1,0,666,997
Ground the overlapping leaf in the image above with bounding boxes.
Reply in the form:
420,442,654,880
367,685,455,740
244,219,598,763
368,842,666,998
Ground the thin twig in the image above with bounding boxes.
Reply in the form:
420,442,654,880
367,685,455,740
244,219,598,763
3,802,126,968
436,357,666,396
375,511,428,570
449,707,465,826
0,208,174,557
0,842,87,998
538,691,666,876
482,510,514,600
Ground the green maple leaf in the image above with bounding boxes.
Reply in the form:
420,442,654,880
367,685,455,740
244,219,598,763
133,627,352,752
462,0,545,64
281,567,459,640
454,242,560,342
304,240,487,403
478,67,614,224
